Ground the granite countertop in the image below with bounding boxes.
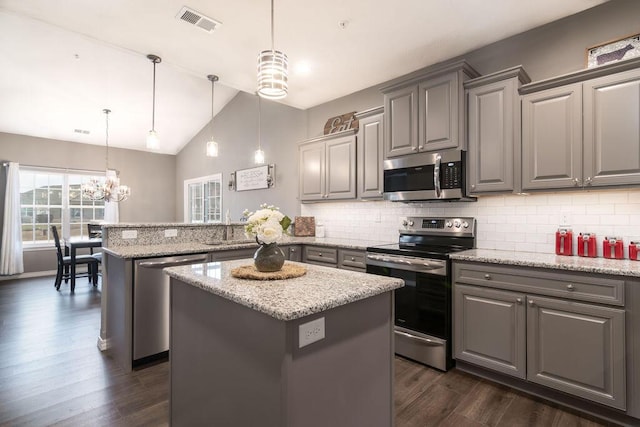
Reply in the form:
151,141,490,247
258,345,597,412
451,249,640,278
102,237,391,259
164,259,404,321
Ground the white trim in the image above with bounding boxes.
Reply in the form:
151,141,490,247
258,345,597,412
97,336,110,351
184,173,223,223
0,269,57,281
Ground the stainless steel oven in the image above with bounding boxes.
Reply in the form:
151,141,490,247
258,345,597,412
366,217,476,371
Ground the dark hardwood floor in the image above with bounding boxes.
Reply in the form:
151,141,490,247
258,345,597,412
0,276,619,426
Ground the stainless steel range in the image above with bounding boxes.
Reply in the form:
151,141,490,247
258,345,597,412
366,217,476,371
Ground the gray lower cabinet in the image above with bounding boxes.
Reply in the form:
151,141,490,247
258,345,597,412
283,245,302,262
209,247,257,261
356,107,384,199
520,61,640,191
337,249,366,272
453,261,627,411
465,67,530,193
454,284,526,378
298,131,356,202
303,245,338,267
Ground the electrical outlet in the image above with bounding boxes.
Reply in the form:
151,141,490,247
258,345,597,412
299,317,325,348
374,211,381,223
122,230,137,239
164,229,178,238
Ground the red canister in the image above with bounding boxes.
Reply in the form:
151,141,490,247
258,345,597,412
603,237,624,260
577,233,597,257
630,241,640,261
555,228,573,256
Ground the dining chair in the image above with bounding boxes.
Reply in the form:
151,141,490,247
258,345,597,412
87,223,103,277
51,225,99,291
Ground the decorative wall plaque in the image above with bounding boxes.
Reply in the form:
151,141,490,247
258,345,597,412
586,33,640,68
323,112,359,135
230,164,275,192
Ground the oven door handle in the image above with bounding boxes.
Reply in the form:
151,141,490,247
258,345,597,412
395,330,444,347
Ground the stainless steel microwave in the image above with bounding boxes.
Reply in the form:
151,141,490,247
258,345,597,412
383,149,475,202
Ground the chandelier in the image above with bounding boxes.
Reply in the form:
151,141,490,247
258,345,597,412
257,0,288,99
81,109,131,202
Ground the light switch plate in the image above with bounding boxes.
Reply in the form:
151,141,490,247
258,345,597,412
122,230,137,239
299,317,325,348
164,229,178,237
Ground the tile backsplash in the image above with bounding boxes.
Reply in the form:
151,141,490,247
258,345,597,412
301,189,640,256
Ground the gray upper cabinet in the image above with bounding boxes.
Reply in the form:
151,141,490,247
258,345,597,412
382,60,479,159
356,107,384,199
466,67,530,193
298,130,356,202
521,83,583,190
520,57,640,191
383,85,417,157
583,68,640,187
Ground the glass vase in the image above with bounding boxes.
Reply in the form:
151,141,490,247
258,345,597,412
254,242,285,272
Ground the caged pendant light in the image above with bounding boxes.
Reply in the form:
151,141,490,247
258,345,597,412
257,0,288,99
205,74,219,157
81,109,131,202
254,94,265,164
146,54,161,150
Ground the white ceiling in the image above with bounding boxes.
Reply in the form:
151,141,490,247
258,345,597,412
0,0,608,155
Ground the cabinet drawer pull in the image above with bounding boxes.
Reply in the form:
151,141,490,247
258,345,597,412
290,248,296,252
318,252,323,257
350,257,355,261
567,284,575,291
484,274,491,280
516,298,523,305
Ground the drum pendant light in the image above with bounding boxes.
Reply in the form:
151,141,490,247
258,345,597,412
206,74,219,157
257,0,288,99
146,54,161,150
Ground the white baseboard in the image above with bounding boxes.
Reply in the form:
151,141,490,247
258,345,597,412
0,270,57,281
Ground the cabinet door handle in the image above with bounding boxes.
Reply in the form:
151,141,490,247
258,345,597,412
411,146,418,151
567,284,575,291
484,274,491,280
528,299,534,306
585,176,592,185
573,178,580,186
516,298,523,305
290,248,296,253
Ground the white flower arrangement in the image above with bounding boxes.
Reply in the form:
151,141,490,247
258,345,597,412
243,204,292,245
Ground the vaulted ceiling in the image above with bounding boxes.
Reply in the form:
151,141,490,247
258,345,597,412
0,0,608,154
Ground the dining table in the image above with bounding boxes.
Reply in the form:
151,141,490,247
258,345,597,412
64,237,103,291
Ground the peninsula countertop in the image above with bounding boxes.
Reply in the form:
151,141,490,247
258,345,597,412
451,249,640,278
102,237,392,259
164,259,404,321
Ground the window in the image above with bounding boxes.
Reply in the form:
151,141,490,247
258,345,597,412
184,174,222,223
19,168,104,245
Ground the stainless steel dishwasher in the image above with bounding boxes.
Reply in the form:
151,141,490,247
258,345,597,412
133,253,209,365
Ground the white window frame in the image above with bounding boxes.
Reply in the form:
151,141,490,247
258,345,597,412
19,166,106,247
183,173,223,224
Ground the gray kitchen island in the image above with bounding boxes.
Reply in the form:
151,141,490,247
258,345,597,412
164,259,403,427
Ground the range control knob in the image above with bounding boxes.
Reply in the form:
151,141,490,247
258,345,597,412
402,219,414,227
462,221,469,228
454,221,461,228
446,221,453,228
408,220,414,226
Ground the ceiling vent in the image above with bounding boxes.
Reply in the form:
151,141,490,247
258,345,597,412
176,6,221,33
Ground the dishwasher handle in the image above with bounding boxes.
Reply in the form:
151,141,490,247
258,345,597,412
138,256,208,268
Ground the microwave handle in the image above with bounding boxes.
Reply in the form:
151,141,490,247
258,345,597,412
434,154,441,198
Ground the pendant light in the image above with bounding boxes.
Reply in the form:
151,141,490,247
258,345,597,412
81,109,131,202
205,74,219,157
254,93,265,164
146,54,161,150
257,0,288,99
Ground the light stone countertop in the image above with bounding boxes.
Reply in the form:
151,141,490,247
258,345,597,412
164,259,404,321
102,237,392,259
451,249,640,278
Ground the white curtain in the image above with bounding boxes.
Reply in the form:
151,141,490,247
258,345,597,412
104,200,119,223
1,162,24,275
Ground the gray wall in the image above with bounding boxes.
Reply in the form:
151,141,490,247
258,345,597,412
175,91,307,222
306,0,640,135
0,132,176,273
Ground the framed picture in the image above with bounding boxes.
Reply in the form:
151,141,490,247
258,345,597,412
232,164,275,192
586,33,640,68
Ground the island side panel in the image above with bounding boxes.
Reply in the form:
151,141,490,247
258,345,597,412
105,253,133,372
285,292,394,427
170,278,288,427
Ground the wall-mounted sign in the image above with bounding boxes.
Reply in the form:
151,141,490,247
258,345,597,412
323,112,358,135
586,33,640,68
229,164,275,192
